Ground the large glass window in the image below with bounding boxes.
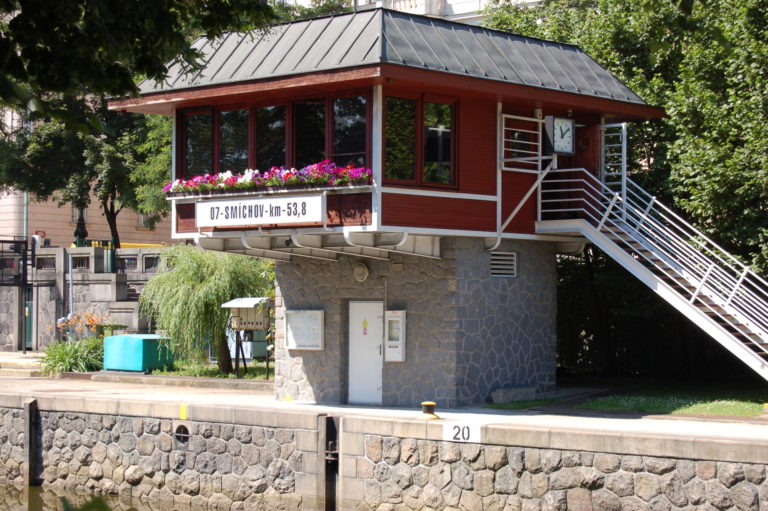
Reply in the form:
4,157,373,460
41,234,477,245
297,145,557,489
384,96,455,186
178,93,369,178
333,96,367,167
184,111,213,177
384,97,416,181
219,109,249,173
256,105,286,170
294,101,326,168
423,101,453,184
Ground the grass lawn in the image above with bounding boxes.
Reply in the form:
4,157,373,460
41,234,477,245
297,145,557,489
485,399,556,410
153,360,274,380
577,386,768,417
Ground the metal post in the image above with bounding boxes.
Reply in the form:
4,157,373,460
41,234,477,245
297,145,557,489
23,398,38,486
74,211,88,247
20,238,27,354
597,194,620,231
620,123,628,221
726,268,750,306
690,263,716,303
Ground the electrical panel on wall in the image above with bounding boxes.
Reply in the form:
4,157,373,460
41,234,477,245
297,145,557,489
230,307,269,330
384,310,406,362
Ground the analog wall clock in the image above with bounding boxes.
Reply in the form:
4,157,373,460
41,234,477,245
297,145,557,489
544,116,576,155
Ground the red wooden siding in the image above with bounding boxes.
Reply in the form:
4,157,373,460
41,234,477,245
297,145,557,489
177,204,196,233
458,97,497,196
501,173,537,234
573,125,601,172
381,193,495,232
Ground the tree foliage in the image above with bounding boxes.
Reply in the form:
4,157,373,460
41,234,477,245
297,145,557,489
0,0,276,126
0,98,169,246
272,0,352,21
486,0,768,378
139,246,274,373
486,0,768,270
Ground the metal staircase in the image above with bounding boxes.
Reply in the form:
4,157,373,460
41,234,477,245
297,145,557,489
536,167,768,380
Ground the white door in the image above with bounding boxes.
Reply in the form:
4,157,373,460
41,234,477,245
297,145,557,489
348,301,383,404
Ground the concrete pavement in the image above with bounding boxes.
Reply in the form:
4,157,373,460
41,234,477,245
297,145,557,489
0,374,767,453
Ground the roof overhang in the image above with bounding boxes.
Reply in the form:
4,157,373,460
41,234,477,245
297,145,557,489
109,62,664,122
109,66,383,115
108,9,664,121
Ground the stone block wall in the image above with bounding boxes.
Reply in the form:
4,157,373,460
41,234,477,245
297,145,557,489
0,405,323,510
349,435,768,511
274,237,557,407
0,247,161,352
341,433,768,511
0,286,19,351
0,406,24,483
453,238,557,404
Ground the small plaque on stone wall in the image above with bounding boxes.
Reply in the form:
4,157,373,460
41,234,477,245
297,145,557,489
285,310,324,350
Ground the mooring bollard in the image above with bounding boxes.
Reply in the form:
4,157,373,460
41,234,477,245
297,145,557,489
419,401,441,420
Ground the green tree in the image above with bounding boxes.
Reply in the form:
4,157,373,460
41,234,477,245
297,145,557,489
272,0,352,21
139,246,275,374
486,0,768,377
0,1,276,126
0,98,170,247
127,115,174,229
486,0,768,269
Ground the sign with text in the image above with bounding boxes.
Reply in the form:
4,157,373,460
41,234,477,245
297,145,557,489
442,421,483,443
196,195,324,228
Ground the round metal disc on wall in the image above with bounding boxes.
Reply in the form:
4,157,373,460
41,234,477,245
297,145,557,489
352,263,369,282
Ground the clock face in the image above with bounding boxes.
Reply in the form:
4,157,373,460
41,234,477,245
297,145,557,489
553,117,575,154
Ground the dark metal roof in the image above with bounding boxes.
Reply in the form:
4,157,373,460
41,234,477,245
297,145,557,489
138,9,647,106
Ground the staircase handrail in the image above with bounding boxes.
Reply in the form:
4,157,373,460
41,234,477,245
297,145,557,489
618,179,768,317
539,168,768,339
615,191,768,325
622,178,768,289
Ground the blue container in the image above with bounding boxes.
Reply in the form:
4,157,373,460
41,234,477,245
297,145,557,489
103,334,173,372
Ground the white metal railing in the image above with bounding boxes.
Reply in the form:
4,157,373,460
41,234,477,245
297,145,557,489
539,168,768,355
500,114,545,174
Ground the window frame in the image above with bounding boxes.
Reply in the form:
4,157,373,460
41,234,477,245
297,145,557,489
178,107,215,178
217,106,252,174
383,93,458,189
331,92,371,169
176,90,372,180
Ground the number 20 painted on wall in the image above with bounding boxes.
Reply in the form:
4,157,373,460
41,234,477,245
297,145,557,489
442,422,481,443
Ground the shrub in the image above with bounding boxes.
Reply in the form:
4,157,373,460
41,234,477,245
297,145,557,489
41,337,104,375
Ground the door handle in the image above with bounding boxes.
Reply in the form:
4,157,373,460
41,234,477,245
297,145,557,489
378,344,382,355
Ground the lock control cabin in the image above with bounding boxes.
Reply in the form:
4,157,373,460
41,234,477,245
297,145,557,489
111,8,663,261
110,9,673,407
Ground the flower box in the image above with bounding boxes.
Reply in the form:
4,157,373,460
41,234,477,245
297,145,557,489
164,160,372,195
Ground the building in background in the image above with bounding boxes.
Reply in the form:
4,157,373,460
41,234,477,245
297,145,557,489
290,0,536,25
0,191,172,248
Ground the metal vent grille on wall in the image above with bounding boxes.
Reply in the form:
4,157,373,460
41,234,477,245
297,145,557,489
491,251,518,277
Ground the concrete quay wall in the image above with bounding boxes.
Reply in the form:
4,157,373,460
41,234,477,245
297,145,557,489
0,396,325,510
2,394,768,510
339,417,768,510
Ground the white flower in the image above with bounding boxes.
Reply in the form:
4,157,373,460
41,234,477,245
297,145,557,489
238,169,256,183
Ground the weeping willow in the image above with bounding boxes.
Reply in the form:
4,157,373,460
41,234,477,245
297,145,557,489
139,245,274,372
